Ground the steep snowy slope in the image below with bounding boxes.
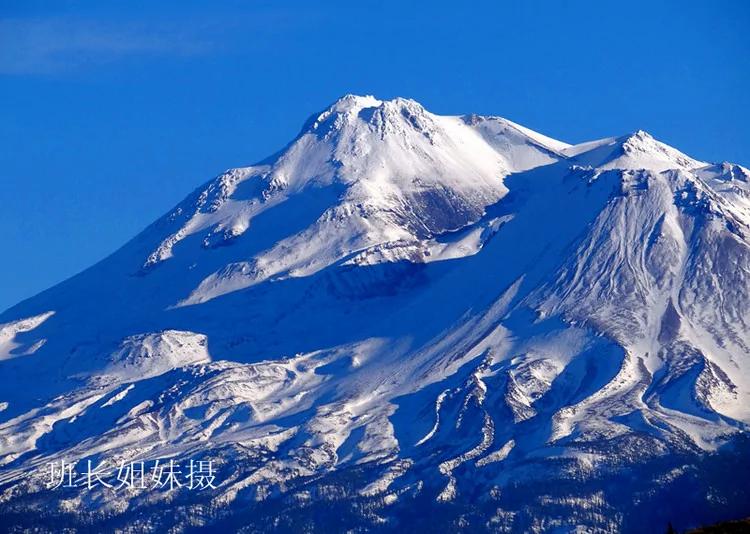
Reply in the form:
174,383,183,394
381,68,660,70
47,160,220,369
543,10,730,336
1,96,749,533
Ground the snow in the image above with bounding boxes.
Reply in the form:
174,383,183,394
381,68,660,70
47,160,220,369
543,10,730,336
562,130,706,172
0,311,54,361
102,330,212,380
1,94,749,530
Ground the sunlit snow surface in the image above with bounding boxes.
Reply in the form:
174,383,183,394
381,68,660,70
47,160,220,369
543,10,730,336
1,96,749,532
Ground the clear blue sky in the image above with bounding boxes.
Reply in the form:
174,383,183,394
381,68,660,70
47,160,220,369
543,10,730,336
1,0,749,312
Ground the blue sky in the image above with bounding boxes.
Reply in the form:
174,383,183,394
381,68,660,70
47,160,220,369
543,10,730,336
1,0,749,312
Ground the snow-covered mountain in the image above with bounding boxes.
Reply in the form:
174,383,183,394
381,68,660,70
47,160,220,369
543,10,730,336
1,95,749,532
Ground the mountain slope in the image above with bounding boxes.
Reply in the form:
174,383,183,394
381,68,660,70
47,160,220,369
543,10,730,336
1,96,749,533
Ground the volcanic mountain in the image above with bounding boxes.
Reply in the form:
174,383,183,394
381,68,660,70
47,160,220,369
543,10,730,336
1,95,749,532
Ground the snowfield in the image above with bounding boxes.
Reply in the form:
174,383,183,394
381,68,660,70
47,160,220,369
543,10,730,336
1,95,749,532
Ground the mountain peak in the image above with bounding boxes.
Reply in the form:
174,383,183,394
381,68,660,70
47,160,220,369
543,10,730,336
306,94,432,136
562,128,705,172
620,128,656,151
628,128,652,139
328,93,382,113
131,96,576,299
328,94,425,113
